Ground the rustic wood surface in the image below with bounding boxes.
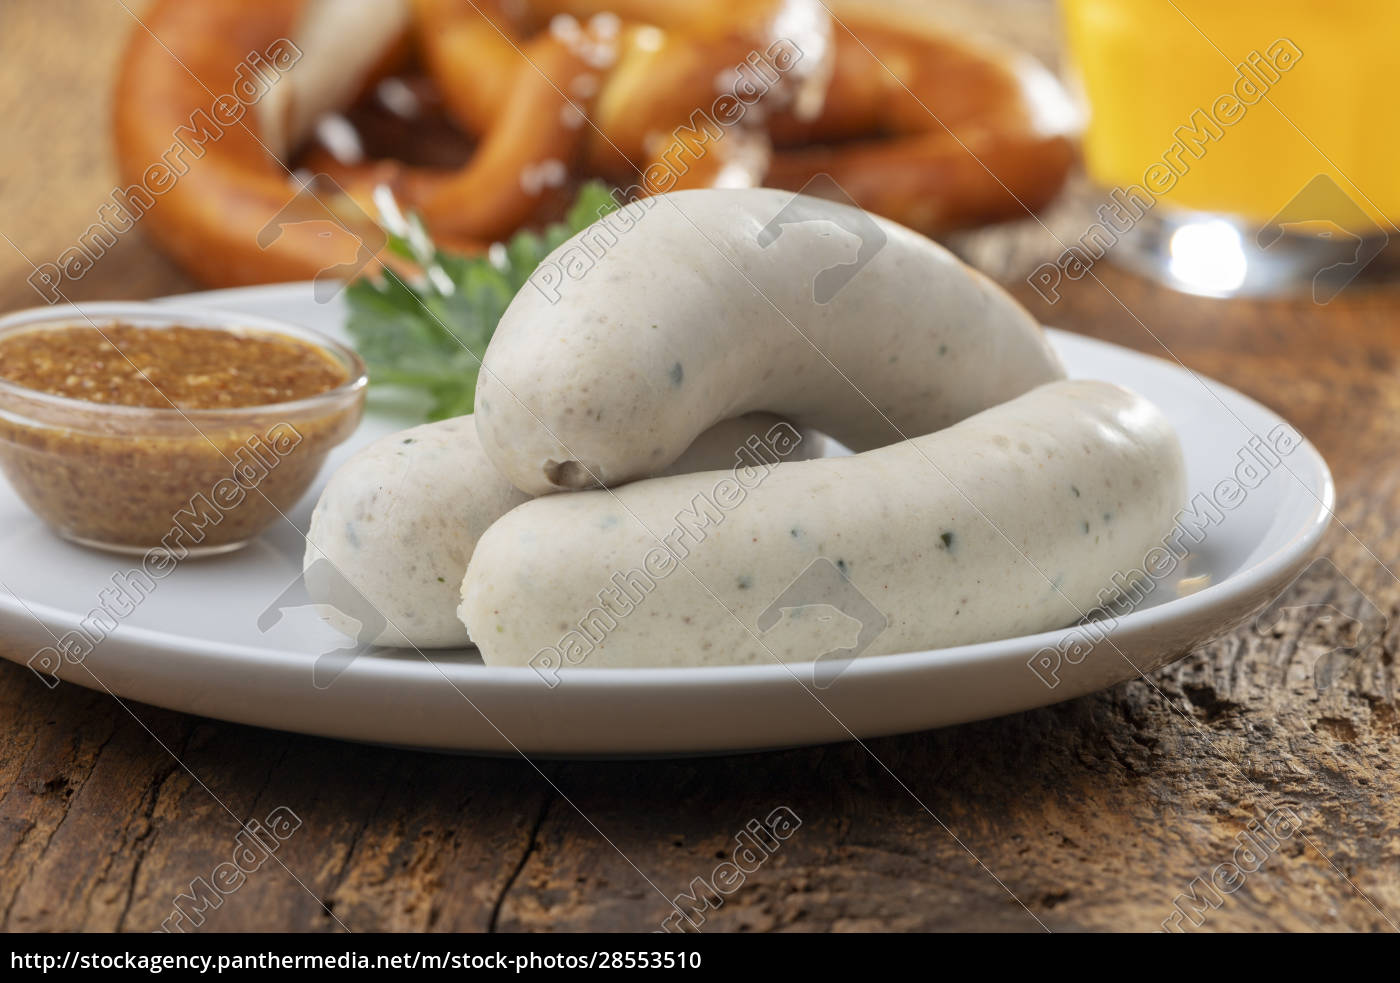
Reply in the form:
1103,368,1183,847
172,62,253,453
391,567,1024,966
1,0,1398,933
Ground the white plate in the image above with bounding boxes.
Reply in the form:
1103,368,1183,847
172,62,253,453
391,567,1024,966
0,284,1332,755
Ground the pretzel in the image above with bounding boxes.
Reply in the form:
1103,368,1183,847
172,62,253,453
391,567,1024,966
764,9,1076,234
112,0,1075,288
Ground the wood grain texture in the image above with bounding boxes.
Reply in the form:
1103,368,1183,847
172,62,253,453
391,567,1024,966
1,0,1398,933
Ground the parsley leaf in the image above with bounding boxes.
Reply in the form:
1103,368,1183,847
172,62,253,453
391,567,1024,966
344,181,619,420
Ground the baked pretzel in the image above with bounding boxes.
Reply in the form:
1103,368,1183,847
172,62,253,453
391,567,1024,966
769,9,1076,233
113,0,1075,288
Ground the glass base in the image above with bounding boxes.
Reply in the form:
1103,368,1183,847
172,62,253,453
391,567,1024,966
1109,208,1395,303
57,530,252,559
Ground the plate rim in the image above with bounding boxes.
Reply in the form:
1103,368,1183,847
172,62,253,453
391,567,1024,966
0,282,1336,693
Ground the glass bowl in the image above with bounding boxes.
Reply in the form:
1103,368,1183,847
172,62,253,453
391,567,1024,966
0,302,366,557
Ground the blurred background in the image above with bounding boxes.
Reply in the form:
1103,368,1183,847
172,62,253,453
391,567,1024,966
2,0,1395,310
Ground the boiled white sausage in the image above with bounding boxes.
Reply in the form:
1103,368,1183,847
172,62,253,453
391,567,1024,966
460,380,1186,673
306,412,814,647
474,187,1065,494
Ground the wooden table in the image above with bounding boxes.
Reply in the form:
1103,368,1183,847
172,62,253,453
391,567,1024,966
1,1,1397,933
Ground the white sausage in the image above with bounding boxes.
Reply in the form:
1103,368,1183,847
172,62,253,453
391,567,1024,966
474,187,1064,494
305,413,816,648
459,380,1186,673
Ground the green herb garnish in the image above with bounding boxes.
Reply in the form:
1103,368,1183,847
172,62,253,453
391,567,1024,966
345,182,620,420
